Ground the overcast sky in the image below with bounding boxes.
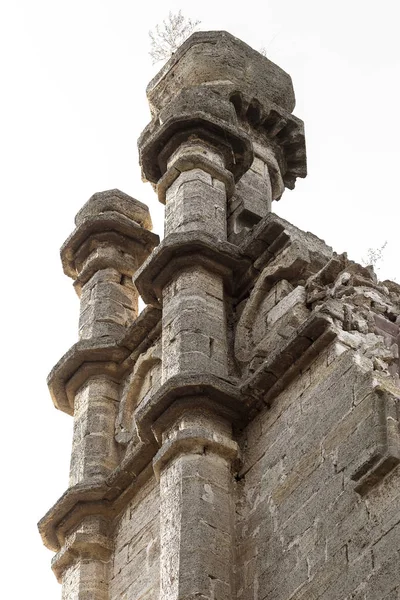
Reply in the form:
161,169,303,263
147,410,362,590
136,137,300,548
1,0,399,597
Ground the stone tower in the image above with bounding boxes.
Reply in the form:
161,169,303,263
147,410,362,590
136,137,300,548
39,31,400,600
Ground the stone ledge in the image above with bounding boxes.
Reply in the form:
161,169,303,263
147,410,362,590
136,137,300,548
153,426,239,479
48,340,126,415
74,189,153,229
349,386,400,495
134,232,251,307
51,530,113,582
39,481,108,552
134,373,248,443
241,312,336,405
38,443,157,553
61,211,159,282
48,306,161,415
236,212,332,299
139,111,253,184
239,212,290,259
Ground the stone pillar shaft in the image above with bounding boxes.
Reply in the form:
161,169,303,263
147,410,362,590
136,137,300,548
162,266,228,382
165,168,227,239
161,155,230,382
47,190,157,599
62,559,109,600
78,267,138,340
69,376,119,486
155,410,237,600
154,143,238,600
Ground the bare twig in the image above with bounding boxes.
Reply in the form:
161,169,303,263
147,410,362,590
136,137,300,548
362,241,388,271
149,11,200,64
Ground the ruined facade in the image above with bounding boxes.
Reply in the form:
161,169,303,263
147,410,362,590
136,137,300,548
39,31,400,600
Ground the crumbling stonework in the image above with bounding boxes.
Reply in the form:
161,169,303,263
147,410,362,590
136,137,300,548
40,31,400,600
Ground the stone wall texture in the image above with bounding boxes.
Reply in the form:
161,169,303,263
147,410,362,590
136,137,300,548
39,30,400,600
110,475,160,600
236,347,400,600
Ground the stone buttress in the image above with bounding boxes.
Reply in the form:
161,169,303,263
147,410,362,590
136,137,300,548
39,31,400,600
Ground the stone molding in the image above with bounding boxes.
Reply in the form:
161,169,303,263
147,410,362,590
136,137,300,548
48,306,161,414
134,231,251,306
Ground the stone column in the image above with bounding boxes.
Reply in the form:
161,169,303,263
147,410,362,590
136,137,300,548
157,145,238,599
62,190,153,486
55,189,156,599
135,32,254,600
134,30,307,600
136,82,250,594
161,150,229,382
154,409,238,600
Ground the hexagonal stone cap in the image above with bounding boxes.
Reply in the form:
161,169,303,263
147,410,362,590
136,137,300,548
75,189,152,230
147,30,295,118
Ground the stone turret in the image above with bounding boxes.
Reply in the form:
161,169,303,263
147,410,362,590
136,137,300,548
40,31,400,600
140,31,306,237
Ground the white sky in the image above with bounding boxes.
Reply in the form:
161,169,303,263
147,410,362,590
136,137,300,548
1,0,399,597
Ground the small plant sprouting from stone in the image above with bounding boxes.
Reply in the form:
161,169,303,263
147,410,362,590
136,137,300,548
362,241,388,272
149,11,201,65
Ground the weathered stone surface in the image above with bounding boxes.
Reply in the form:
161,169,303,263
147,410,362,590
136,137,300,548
110,476,160,600
47,305,160,415
147,31,295,115
75,189,153,230
134,373,246,444
61,212,159,282
40,29,400,600
139,30,306,197
236,351,400,600
133,231,250,307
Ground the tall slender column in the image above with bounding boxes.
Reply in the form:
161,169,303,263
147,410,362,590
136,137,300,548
161,146,229,382
140,139,240,599
54,190,157,599
155,409,238,600
63,191,154,486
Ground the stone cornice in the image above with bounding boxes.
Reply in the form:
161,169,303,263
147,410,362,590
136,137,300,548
153,426,240,479
156,150,235,203
139,111,253,184
61,211,159,283
241,312,337,405
134,232,251,307
133,373,248,443
38,443,157,553
47,306,161,414
51,529,113,582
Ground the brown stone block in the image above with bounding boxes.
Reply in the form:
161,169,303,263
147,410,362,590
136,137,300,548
61,211,159,282
346,388,400,494
133,230,249,307
134,374,246,444
75,189,152,229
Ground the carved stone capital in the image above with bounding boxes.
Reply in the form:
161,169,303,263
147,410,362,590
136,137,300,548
133,231,250,307
139,30,306,203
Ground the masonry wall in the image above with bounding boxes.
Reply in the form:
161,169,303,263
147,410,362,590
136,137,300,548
235,344,400,600
110,474,160,600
